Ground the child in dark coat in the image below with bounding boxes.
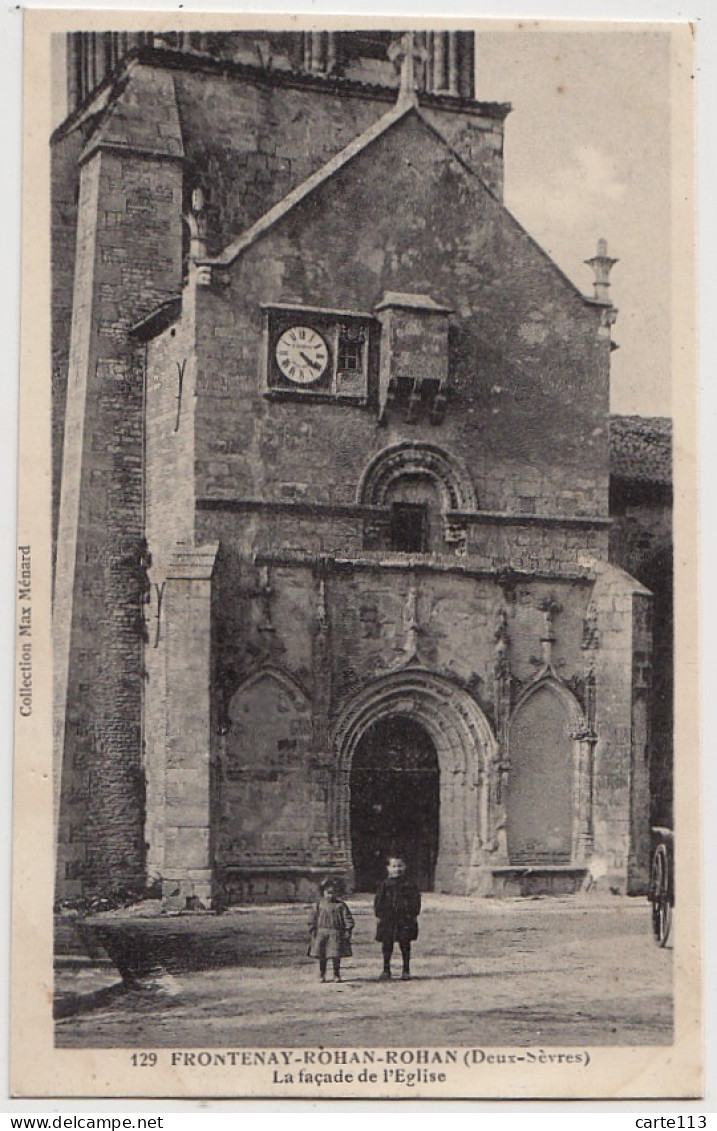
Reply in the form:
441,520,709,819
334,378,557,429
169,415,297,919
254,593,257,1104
307,878,355,982
374,856,421,981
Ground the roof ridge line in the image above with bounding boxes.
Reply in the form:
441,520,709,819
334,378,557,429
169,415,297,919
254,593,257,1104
402,105,597,307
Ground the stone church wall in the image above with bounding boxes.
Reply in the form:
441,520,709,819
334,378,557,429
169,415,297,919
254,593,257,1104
52,40,652,903
591,567,653,892
51,127,85,570
54,140,184,895
609,477,673,828
167,532,617,898
192,111,609,526
50,53,507,609
143,312,198,878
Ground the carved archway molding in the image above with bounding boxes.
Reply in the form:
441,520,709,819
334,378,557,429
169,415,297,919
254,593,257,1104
357,441,478,512
227,663,312,712
332,669,497,893
511,672,584,729
219,662,312,734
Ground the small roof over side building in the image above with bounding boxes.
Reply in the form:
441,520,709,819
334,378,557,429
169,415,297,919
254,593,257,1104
610,415,672,486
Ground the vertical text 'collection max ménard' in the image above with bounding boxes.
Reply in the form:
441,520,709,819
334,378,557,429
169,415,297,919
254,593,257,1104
18,545,32,717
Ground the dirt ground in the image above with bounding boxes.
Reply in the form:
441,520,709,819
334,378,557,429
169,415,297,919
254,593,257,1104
55,893,672,1049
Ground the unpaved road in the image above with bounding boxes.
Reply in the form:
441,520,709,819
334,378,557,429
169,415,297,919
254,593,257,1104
55,894,672,1048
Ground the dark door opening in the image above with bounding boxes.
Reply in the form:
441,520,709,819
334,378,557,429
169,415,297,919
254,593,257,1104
390,503,428,553
350,716,439,892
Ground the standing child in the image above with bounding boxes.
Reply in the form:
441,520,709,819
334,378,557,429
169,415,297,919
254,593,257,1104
374,856,422,981
307,878,355,982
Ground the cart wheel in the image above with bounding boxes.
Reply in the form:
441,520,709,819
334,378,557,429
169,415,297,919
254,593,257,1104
651,843,672,946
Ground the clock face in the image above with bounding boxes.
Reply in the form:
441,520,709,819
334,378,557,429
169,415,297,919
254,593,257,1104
275,326,330,385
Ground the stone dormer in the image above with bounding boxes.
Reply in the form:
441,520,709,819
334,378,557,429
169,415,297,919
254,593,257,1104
374,292,452,424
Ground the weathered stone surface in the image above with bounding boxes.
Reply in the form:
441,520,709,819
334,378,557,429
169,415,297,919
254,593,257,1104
53,37,655,904
54,137,184,895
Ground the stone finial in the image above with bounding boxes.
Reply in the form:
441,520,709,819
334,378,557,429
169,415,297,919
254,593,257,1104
492,603,512,744
388,31,428,106
256,563,275,634
581,601,600,651
316,574,328,632
493,603,510,674
403,580,420,656
537,595,562,668
185,185,207,262
584,238,618,303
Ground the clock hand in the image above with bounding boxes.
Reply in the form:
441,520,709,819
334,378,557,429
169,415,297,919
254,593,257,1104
299,351,322,371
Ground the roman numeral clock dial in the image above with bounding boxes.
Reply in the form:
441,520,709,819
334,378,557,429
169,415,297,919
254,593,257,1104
275,326,330,385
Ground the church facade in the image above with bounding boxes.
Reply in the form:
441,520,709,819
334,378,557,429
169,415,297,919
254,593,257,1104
53,29,658,905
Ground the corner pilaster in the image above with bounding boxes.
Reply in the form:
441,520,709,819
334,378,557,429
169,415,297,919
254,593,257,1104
162,544,219,907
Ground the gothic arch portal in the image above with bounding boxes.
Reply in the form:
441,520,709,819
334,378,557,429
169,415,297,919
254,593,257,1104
506,677,589,866
332,670,497,893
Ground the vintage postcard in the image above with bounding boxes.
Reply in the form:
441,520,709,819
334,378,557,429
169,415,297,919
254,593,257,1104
11,11,700,1100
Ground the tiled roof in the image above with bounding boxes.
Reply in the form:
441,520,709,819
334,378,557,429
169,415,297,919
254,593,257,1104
610,415,672,485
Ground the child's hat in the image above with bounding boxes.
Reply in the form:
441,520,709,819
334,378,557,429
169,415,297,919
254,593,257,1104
320,875,341,892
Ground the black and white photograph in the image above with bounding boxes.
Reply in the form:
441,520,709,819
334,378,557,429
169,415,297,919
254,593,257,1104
11,12,700,1100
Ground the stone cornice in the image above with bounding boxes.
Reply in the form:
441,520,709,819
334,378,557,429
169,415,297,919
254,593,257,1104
78,141,186,168
196,496,611,528
197,498,385,519
250,549,595,584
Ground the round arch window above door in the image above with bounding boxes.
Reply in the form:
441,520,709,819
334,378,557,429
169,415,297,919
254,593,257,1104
357,442,477,555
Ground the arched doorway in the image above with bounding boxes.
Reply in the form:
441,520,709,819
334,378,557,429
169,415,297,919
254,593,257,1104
350,716,439,891
333,670,497,894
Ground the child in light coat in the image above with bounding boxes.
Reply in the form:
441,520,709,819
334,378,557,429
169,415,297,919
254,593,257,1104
307,878,355,982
